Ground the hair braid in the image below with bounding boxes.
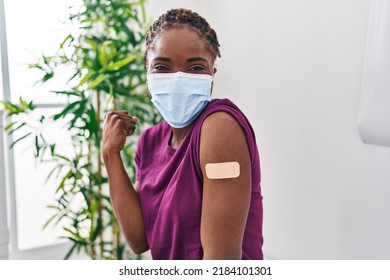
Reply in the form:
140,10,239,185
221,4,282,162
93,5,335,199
144,8,221,67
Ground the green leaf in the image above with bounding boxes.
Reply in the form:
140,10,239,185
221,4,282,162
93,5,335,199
19,97,29,109
3,121,17,131
64,243,77,260
86,105,99,144
46,164,64,183
87,74,105,89
60,34,72,49
39,115,45,123
69,99,86,124
46,205,61,210
50,144,56,155
10,132,32,148
42,72,54,82
52,153,71,163
85,37,97,50
53,101,80,120
18,97,35,111
54,212,70,229
91,215,103,241
106,54,136,71
63,227,83,239
98,41,116,67
98,47,107,67
67,71,79,84
42,213,59,230
76,70,95,89
79,187,91,213
51,90,79,97
0,101,25,116
117,244,125,260
35,135,40,158
56,170,73,193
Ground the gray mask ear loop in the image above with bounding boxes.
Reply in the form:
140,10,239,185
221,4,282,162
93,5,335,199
211,63,217,96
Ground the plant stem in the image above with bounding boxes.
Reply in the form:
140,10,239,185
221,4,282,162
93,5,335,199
116,230,121,259
90,238,96,260
87,141,96,260
112,95,116,110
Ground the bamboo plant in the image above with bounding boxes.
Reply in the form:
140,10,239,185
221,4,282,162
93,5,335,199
1,0,161,259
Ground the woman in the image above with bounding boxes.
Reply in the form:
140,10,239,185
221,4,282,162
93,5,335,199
102,8,263,260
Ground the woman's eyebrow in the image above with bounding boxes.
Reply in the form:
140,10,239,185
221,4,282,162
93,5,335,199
186,57,207,63
153,56,171,62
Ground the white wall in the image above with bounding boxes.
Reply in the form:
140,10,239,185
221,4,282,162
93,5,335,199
148,0,390,259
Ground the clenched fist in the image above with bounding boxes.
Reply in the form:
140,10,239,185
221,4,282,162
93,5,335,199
102,111,138,155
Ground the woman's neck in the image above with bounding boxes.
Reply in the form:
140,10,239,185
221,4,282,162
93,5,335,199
169,124,193,149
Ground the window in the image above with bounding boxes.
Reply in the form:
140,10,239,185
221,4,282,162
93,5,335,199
2,0,83,259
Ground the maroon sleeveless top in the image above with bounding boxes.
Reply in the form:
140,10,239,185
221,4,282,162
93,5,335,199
135,98,263,259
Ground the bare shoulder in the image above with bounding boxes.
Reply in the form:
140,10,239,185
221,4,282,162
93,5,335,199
200,111,249,164
201,111,240,131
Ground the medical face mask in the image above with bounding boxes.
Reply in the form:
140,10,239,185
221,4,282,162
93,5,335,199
147,71,213,128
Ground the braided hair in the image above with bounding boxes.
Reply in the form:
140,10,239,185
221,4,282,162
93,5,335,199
144,8,221,67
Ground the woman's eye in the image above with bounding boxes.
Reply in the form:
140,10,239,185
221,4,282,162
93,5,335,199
154,65,169,71
189,65,205,72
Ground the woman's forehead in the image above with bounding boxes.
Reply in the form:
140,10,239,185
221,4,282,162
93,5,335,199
149,26,215,59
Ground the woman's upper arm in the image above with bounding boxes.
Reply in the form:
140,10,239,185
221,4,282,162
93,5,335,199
199,112,251,260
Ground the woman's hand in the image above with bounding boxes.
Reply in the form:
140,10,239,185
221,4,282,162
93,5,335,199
102,111,138,155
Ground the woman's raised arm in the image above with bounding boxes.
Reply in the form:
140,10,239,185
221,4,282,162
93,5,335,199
102,111,149,254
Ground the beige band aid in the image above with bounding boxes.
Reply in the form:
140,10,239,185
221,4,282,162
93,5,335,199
205,161,240,179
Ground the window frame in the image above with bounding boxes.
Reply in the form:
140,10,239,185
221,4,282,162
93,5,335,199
0,0,78,260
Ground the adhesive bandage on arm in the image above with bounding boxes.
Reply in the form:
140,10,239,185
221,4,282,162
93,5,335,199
205,161,240,179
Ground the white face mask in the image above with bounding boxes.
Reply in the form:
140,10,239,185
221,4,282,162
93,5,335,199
147,71,213,128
